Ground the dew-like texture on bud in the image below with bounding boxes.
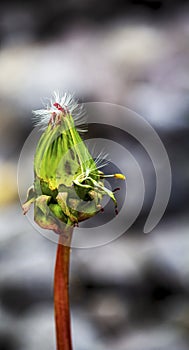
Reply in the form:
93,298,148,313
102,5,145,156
22,93,125,233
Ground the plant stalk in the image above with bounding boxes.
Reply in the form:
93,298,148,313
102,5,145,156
54,226,73,350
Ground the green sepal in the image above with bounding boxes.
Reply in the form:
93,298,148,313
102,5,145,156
22,186,36,215
34,195,68,233
56,192,78,223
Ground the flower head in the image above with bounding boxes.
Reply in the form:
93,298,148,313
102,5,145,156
22,93,125,233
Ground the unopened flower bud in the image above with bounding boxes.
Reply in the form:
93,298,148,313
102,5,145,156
22,93,125,233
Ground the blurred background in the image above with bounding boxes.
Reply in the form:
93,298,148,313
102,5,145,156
0,0,189,349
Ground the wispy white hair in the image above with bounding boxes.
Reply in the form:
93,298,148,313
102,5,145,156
32,91,87,132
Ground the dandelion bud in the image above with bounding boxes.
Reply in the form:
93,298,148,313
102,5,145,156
22,93,125,233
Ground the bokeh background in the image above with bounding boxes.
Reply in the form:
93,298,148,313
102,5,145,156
0,0,189,349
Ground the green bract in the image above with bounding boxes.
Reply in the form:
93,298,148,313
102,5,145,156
22,93,125,233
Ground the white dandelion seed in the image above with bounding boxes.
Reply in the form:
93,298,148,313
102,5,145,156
32,91,87,132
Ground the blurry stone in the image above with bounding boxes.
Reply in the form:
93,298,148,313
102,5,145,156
0,204,29,242
90,292,128,335
0,102,32,158
19,305,55,350
72,311,101,350
111,325,188,350
0,18,188,131
0,162,18,205
71,236,142,283
0,330,20,350
0,6,36,46
0,308,21,350
106,24,171,68
163,297,189,332
151,225,189,286
127,83,189,130
72,221,189,286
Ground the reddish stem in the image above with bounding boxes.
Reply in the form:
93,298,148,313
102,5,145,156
54,227,73,350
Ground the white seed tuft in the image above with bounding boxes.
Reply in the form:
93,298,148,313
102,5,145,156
32,91,87,132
